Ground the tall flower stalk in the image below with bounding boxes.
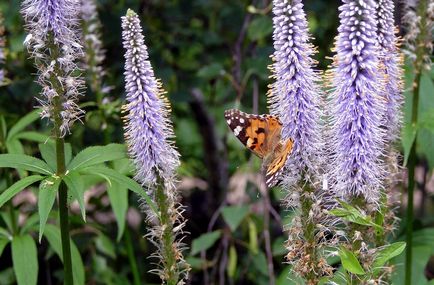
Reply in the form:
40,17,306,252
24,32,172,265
402,0,433,283
0,10,6,85
80,0,108,103
268,0,331,282
328,0,385,204
121,9,189,285
21,0,85,284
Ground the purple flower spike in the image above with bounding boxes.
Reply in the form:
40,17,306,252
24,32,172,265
269,0,323,185
377,0,403,140
329,0,386,203
21,0,84,136
0,12,5,84
121,9,180,187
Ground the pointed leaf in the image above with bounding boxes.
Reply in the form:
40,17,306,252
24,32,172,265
79,166,157,215
63,171,86,222
401,122,417,166
38,177,61,241
12,235,38,285
0,154,52,175
339,246,365,275
0,238,9,256
191,230,221,255
13,131,48,143
5,139,24,155
67,144,127,171
7,110,40,140
372,242,406,275
227,245,237,279
221,205,249,232
0,175,44,208
43,224,84,285
38,142,72,172
107,181,128,241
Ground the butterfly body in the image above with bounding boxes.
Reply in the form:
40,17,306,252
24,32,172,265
224,109,293,187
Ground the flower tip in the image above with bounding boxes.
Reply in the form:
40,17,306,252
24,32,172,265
126,8,137,18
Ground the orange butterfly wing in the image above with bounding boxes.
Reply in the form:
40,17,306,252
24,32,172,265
224,109,294,187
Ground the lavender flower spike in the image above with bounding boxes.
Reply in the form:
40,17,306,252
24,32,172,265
21,0,84,136
121,9,180,187
122,10,189,284
377,0,403,140
0,11,5,84
329,0,386,203
268,0,323,186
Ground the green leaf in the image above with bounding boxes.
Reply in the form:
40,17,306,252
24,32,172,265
227,245,237,279
106,181,128,241
0,154,52,175
197,63,223,79
67,144,127,171
401,122,417,166
38,177,61,242
0,175,44,208
372,242,406,275
191,230,221,255
0,238,9,256
248,218,258,254
39,142,72,171
79,166,157,215
5,139,24,155
43,224,84,285
329,200,382,231
247,16,272,41
252,251,269,276
11,235,38,285
338,246,365,275
13,131,49,143
95,233,116,259
63,171,86,222
7,110,40,140
221,205,250,232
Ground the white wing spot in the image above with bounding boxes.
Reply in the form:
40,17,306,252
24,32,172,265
234,125,243,136
227,119,231,125
239,118,245,124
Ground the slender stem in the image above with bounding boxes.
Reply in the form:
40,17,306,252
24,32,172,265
155,184,178,285
56,135,73,285
405,71,421,285
124,227,141,285
262,191,275,285
300,187,320,284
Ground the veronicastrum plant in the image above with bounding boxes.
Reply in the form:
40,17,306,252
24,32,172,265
0,1,154,285
326,0,405,284
121,9,190,285
268,0,333,283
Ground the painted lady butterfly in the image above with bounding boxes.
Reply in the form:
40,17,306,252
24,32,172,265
224,109,293,188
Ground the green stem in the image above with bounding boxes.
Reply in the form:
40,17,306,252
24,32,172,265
405,71,421,285
56,136,73,285
300,187,320,283
124,226,141,285
155,184,178,285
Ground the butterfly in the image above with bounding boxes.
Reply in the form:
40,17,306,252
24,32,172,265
224,109,294,188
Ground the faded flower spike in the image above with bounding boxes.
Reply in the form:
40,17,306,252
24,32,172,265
268,0,323,186
402,0,433,71
377,0,403,140
80,0,108,96
21,0,85,136
121,9,180,187
0,11,5,84
328,0,386,203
